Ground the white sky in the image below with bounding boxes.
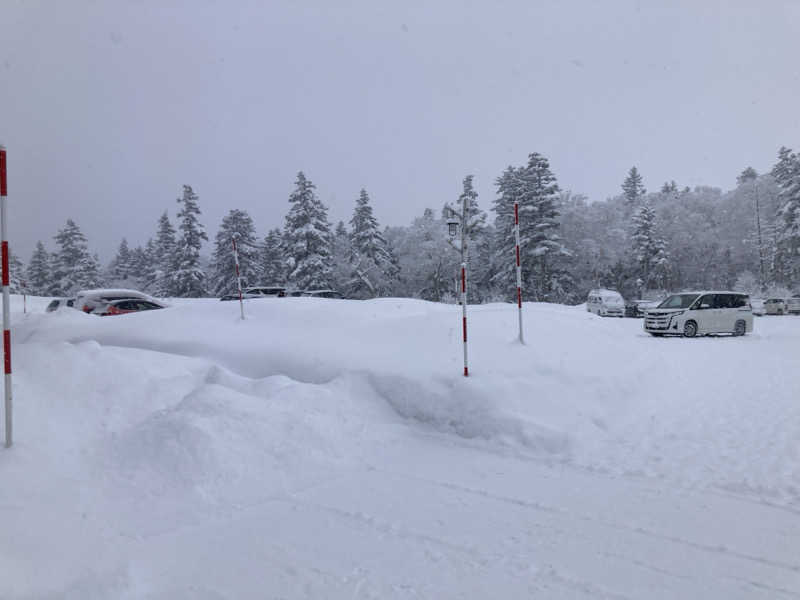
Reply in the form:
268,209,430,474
1,0,799,260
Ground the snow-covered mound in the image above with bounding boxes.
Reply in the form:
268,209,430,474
2,295,799,598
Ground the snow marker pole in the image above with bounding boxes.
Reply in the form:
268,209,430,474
0,145,12,448
514,201,524,344
231,235,244,320
461,190,469,377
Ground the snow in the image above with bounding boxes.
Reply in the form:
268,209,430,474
2,295,799,598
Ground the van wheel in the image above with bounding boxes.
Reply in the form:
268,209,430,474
683,320,698,338
734,320,746,336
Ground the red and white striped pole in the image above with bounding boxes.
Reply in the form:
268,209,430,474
514,201,524,344
231,235,244,320
460,190,469,377
461,262,468,376
0,145,12,448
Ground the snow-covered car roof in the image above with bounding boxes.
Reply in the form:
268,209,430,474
76,288,153,300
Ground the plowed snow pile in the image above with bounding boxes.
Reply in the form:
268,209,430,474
1,295,799,599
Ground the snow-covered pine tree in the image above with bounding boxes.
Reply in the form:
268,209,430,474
109,238,132,282
631,201,669,289
9,251,25,293
622,166,646,209
171,185,209,297
330,221,353,293
127,244,148,283
51,219,101,295
348,189,398,298
492,154,572,301
259,228,286,285
442,175,487,301
138,239,157,288
26,241,51,295
283,172,333,291
150,211,177,296
209,209,260,296
771,147,800,286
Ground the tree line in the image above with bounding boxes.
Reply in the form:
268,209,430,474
17,146,800,303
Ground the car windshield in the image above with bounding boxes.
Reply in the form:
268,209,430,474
658,294,700,309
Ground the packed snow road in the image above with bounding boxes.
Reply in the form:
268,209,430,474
1,296,799,598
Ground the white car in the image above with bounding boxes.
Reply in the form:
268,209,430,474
586,289,625,317
764,298,786,315
644,291,753,337
75,289,164,314
750,298,766,316
786,297,800,315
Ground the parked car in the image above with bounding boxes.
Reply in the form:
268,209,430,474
625,299,659,318
45,297,76,312
243,286,286,298
750,298,766,316
92,298,167,316
286,290,305,297
764,298,786,315
587,289,625,317
643,291,753,337
786,297,800,315
75,289,163,314
302,289,344,299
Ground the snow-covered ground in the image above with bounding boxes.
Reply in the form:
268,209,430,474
1,295,799,598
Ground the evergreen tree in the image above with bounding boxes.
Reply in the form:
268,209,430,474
660,180,678,195
171,185,208,297
443,175,488,301
631,201,669,289
283,172,332,290
109,238,132,282
330,221,353,293
209,209,260,296
622,166,646,208
127,244,148,282
771,147,800,286
737,167,758,185
26,241,51,295
9,251,25,294
492,154,571,301
348,189,398,298
259,228,286,285
51,219,102,295
151,212,177,296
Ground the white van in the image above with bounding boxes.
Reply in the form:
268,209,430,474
644,291,753,337
586,289,625,317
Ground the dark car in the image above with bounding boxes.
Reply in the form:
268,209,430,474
302,289,344,299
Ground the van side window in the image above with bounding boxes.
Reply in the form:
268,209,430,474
697,294,714,309
713,294,731,309
730,295,746,309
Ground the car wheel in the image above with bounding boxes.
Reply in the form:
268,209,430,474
683,320,698,338
734,320,746,336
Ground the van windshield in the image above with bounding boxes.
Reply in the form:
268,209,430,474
658,294,700,309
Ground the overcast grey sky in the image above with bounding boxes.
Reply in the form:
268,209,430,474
1,0,799,261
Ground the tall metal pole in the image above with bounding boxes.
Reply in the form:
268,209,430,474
0,145,12,448
461,191,469,377
514,201,524,344
231,235,244,320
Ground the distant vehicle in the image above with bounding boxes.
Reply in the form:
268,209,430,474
764,298,786,315
750,298,766,316
92,298,167,316
45,297,76,312
286,290,305,297
625,299,659,318
243,286,286,298
587,289,625,317
786,297,800,315
644,291,753,337
302,289,344,299
75,289,161,314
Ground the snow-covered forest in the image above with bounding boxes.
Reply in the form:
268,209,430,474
20,146,800,302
